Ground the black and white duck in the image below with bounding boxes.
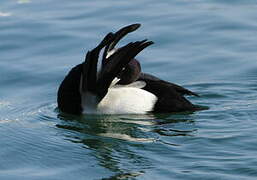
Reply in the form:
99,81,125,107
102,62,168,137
57,24,201,115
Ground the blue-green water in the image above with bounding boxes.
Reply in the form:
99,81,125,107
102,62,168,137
1,0,257,179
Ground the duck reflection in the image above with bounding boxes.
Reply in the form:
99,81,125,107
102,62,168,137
56,112,197,178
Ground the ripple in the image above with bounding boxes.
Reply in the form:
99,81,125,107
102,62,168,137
0,100,11,109
98,133,156,143
17,0,31,4
102,171,145,180
0,12,12,17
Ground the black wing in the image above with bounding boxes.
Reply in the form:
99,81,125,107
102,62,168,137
96,40,153,100
81,26,153,100
138,73,200,112
102,23,141,67
139,73,199,97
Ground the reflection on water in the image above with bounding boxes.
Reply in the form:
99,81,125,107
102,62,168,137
56,112,196,143
102,171,144,180
56,112,197,178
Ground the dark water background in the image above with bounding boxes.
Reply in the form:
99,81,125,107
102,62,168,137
1,0,257,179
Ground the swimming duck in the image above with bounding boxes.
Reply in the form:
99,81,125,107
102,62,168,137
57,24,200,115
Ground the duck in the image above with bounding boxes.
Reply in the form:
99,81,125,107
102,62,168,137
57,24,201,115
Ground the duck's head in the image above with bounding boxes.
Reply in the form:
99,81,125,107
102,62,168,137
117,58,141,85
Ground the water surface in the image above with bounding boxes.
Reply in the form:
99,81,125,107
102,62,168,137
1,0,257,179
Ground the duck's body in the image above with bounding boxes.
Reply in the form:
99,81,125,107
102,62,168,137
82,85,157,114
57,24,200,115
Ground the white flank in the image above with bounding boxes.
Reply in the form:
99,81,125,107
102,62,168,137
81,86,157,114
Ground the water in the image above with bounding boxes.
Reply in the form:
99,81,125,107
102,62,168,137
1,0,257,179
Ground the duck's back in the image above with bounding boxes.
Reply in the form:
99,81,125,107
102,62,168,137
138,73,199,113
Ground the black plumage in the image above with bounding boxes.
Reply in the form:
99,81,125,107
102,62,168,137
138,73,199,112
57,64,82,115
57,23,202,115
